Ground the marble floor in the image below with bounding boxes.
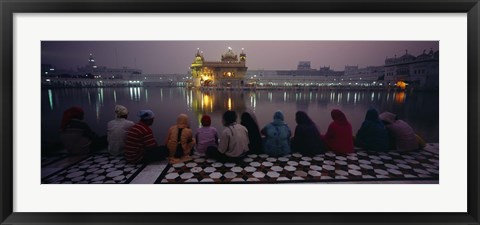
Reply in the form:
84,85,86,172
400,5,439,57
41,143,439,184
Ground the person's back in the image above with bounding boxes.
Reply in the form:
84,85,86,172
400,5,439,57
379,112,419,152
207,111,249,161
124,121,157,163
292,111,326,156
165,114,195,158
220,124,249,157
387,120,418,151
356,108,389,151
60,107,96,155
107,118,135,155
60,124,92,155
324,109,354,154
195,126,218,156
262,111,291,157
241,111,263,154
292,124,326,156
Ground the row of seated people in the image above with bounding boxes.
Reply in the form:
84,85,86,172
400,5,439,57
59,106,425,164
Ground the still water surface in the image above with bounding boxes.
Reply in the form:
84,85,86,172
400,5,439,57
41,87,439,145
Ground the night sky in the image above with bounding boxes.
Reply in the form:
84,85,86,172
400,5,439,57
41,41,439,74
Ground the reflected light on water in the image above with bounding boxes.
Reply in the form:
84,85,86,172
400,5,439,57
145,89,148,103
98,88,104,105
129,87,141,101
48,89,53,110
189,90,194,110
41,88,439,144
96,101,100,121
202,93,213,112
87,91,91,105
395,91,406,104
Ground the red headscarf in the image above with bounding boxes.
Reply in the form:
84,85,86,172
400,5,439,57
60,106,84,131
331,109,349,124
201,115,211,127
324,109,354,154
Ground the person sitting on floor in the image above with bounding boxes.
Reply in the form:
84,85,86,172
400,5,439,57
206,110,249,162
355,108,390,152
379,111,425,151
291,111,327,156
261,111,292,157
240,109,263,154
194,115,218,157
165,114,195,163
107,105,135,156
60,106,106,155
124,110,168,164
322,109,354,154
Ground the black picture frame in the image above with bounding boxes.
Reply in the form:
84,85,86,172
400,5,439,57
1,0,479,224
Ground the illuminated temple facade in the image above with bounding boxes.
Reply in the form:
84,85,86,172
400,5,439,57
190,47,247,87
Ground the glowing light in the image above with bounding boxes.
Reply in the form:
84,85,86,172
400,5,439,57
46,79,50,82
145,89,148,102
228,98,232,110
100,88,104,104
129,87,133,100
202,94,212,111
396,81,407,90
48,89,53,110
394,91,406,104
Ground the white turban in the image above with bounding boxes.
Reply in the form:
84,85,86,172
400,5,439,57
115,105,128,117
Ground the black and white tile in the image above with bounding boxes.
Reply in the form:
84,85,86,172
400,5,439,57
42,154,145,184
159,149,439,184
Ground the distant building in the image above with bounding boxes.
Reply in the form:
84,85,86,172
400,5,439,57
297,61,312,70
76,53,142,79
41,63,76,78
190,47,247,87
343,65,385,82
384,49,439,88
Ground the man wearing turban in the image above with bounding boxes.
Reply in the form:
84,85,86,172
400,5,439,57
107,105,135,156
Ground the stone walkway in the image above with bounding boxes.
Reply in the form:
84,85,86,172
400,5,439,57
41,143,439,184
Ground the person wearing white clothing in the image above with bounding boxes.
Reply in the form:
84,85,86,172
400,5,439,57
206,110,249,162
107,105,135,155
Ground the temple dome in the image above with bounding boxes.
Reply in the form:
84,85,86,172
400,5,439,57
222,47,238,61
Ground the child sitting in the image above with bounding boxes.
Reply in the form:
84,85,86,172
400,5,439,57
195,115,218,157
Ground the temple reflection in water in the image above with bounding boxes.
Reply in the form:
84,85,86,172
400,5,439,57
188,89,247,126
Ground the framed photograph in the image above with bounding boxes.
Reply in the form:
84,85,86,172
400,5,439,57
1,0,479,224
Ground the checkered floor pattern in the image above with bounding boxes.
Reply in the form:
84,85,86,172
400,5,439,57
158,149,439,183
42,144,439,184
42,154,145,184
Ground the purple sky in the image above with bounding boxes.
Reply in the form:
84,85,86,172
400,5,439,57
42,41,438,74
